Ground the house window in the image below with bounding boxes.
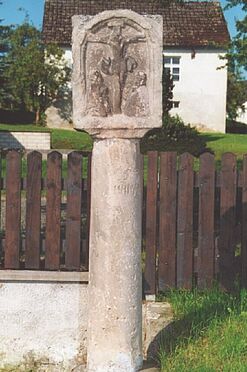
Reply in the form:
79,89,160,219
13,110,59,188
163,55,181,82
172,101,180,108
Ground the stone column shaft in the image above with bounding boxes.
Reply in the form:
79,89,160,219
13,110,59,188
87,138,143,372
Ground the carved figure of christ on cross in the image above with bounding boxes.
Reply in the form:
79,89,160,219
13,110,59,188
86,20,146,115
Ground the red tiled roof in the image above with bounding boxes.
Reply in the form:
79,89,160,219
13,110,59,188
42,0,230,48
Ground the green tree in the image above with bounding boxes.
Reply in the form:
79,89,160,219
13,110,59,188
0,1,13,106
162,61,174,114
2,22,70,123
227,71,246,121
224,1,247,120
225,0,247,73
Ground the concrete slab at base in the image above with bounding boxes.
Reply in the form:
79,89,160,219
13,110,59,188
142,301,173,360
0,277,173,371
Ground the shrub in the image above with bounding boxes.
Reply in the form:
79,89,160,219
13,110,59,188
141,114,208,156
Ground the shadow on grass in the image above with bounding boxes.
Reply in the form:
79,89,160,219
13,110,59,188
147,289,247,363
226,120,247,134
199,134,225,144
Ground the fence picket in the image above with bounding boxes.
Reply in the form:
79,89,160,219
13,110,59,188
158,152,177,290
45,151,62,270
177,153,194,289
65,151,82,270
144,151,158,296
85,153,91,271
219,153,237,290
198,153,215,288
5,150,21,269
242,154,247,287
25,151,42,269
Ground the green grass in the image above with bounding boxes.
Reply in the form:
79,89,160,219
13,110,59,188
157,289,247,371
51,128,92,150
201,132,247,161
1,123,247,158
1,123,247,164
0,123,50,132
0,123,93,151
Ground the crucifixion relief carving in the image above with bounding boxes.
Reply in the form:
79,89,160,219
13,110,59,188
83,18,149,117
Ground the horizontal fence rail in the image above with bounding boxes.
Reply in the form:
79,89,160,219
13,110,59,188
1,150,247,294
0,150,91,272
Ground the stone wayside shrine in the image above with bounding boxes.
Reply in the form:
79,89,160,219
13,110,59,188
72,10,162,371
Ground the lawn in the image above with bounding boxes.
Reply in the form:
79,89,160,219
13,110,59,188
202,132,247,160
0,123,93,151
2,123,247,174
1,123,247,159
158,289,247,371
51,128,92,150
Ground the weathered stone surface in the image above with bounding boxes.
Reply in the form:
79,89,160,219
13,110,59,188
87,138,143,371
72,10,163,371
0,282,88,371
0,276,173,371
72,10,163,138
142,302,173,361
46,105,73,129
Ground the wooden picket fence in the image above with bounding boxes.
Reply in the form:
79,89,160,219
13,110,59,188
0,150,246,294
144,151,247,294
0,150,91,271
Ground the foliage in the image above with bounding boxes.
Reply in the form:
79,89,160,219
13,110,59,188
158,288,247,371
0,2,13,105
1,22,70,124
224,1,247,120
145,56,206,156
141,114,208,156
162,60,174,114
225,0,247,74
227,71,247,120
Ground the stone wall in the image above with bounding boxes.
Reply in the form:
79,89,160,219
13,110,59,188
0,132,51,150
0,272,88,371
0,271,173,371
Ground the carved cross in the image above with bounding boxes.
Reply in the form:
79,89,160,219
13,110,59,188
102,21,146,114
86,20,146,115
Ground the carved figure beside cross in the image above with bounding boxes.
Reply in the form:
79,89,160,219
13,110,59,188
86,19,146,115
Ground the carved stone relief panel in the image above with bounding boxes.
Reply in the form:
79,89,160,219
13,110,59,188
72,10,163,138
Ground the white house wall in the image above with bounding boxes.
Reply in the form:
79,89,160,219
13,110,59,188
164,48,227,132
54,47,227,133
63,47,73,69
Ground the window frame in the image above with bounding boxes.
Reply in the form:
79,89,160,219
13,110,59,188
163,54,181,82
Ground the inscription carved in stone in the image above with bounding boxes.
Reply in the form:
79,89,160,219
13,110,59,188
113,183,139,196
